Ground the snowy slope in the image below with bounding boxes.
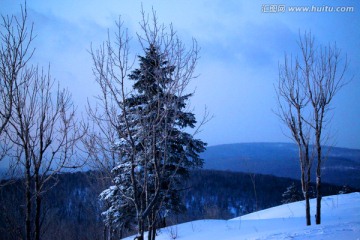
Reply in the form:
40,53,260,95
124,192,360,240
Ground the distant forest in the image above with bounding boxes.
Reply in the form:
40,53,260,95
0,170,354,240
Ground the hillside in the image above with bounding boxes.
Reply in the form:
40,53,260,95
202,142,360,188
124,192,360,240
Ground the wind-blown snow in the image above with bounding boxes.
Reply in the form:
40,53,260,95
124,192,360,240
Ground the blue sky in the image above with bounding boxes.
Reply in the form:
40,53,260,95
1,0,359,149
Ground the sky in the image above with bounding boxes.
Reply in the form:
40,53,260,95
1,0,359,149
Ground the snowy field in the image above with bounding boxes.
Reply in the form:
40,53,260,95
125,192,360,240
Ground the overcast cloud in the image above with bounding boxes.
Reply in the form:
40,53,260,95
1,0,359,149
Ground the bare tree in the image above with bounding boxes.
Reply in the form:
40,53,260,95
88,9,207,240
276,53,313,226
6,65,84,240
0,4,86,239
84,104,125,239
0,3,34,161
298,32,348,225
276,31,348,226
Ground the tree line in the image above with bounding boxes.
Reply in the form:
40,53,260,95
1,169,354,239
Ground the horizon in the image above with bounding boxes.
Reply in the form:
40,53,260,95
1,141,359,174
204,141,360,150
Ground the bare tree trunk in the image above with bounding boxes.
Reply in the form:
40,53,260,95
147,210,157,240
147,226,152,240
149,226,156,240
136,217,145,240
305,151,311,226
315,140,322,225
298,144,311,226
301,167,311,227
314,107,325,225
299,156,307,225
25,160,32,240
305,192,311,226
34,171,41,240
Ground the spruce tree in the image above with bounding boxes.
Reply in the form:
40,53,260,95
100,44,206,240
281,182,303,204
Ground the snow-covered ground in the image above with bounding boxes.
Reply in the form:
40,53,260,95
124,192,360,240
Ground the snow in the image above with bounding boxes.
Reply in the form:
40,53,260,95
123,192,360,240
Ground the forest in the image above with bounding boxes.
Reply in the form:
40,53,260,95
0,169,354,239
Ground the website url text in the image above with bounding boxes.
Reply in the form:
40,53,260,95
262,5,355,13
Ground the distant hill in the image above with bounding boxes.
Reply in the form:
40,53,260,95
201,142,360,188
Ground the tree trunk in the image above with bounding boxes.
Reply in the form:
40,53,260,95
136,218,145,240
151,227,156,240
147,226,152,240
301,176,311,226
315,132,322,225
25,160,32,240
305,152,311,226
305,192,311,226
35,195,41,240
299,144,311,226
316,175,322,224
34,171,41,240
135,235,144,240
147,212,157,240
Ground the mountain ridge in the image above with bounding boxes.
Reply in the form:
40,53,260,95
201,142,360,188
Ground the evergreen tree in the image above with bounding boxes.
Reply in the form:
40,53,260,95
281,182,303,204
100,44,206,240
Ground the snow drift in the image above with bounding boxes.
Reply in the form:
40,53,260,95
124,192,360,240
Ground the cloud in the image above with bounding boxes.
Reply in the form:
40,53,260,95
1,0,359,148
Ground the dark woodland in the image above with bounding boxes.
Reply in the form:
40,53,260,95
0,170,354,240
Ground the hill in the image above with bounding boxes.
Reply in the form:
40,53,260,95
201,142,360,188
124,192,360,240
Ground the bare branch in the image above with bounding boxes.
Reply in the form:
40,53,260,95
0,3,35,162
